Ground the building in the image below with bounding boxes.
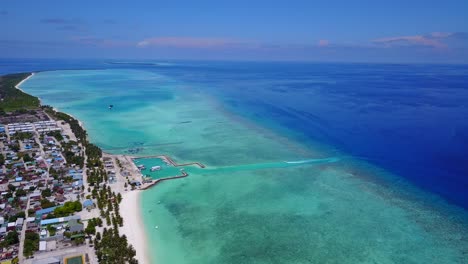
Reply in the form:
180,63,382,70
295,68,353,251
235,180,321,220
40,215,80,226
67,219,84,233
36,205,61,219
33,257,61,264
15,217,24,230
0,226,6,236
39,240,47,251
30,191,42,201
7,222,15,231
82,199,95,210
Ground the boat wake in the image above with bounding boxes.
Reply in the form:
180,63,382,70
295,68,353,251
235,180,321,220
285,157,339,164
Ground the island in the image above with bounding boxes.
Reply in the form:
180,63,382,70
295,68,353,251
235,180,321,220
0,73,179,264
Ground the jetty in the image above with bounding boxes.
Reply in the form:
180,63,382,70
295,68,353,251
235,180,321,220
141,170,189,190
132,155,206,189
133,155,206,168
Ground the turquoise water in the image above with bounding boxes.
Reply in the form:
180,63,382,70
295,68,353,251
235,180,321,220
134,158,185,179
136,156,340,179
21,69,468,263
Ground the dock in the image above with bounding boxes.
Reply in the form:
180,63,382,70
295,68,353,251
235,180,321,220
132,155,206,168
132,155,205,189
140,171,189,190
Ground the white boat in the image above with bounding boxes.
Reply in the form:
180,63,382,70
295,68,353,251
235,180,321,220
150,165,161,172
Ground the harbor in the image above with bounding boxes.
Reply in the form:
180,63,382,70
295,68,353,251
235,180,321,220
130,155,206,190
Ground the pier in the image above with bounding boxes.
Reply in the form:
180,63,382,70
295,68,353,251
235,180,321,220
140,171,189,190
132,155,205,189
132,155,206,168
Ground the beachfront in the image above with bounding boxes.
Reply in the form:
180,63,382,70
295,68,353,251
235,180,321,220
1,72,156,263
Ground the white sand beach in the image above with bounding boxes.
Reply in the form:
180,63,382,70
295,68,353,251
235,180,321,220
15,72,35,92
120,190,151,264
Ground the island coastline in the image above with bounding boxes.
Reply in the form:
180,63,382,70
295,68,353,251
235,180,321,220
14,73,153,264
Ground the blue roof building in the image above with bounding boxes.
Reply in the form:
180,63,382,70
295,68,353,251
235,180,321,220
73,180,83,187
83,199,94,209
40,215,80,226
71,173,83,180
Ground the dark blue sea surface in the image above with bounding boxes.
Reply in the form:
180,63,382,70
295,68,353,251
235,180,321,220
1,59,468,209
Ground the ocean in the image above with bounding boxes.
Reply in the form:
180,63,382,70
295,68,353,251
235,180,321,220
3,59,468,263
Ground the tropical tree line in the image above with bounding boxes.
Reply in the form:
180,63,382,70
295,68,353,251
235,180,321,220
44,104,138,263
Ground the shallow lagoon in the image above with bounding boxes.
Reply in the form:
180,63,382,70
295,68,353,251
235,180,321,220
21,69,468,263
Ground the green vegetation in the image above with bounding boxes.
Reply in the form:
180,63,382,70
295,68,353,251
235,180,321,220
40,199,56,209
1,231,19,248
85,218,103,235
47,225,57,236
95,228,138,264
42,106,87,142
41,188,52,197
41,100,136,263
8,211,25,222
22,153,34,162
46,130,64,141
23,232,40,257
11,132,34,141
86,143,103,167
0,73,40,112
63,149,85,167
54,200,82,217
15,188,27,197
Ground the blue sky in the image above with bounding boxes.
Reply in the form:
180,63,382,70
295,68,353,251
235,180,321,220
1,0,467,62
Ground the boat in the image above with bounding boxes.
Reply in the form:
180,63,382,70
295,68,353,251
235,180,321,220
150,165,161,171
137,164,146,170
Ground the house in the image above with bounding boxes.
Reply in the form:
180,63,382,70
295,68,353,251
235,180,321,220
40,229,47,238
72,180,83,188
82,199,94,210
30,192,42,201
16,218,24,230
0,226,6,236
7,222,15,231
26,217,38,231
130,180,141,186
71,173,83,180
67,219,84,233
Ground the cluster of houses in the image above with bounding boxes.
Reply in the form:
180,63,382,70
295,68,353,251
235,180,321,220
103,157,117,184
0,121,90,262
5,122,61,136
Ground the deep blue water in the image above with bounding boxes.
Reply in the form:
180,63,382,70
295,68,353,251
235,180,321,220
1,59,468,209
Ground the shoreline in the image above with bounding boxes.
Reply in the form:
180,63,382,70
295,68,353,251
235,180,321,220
15,72,35,93
16,72,152,264
120,190,152,264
